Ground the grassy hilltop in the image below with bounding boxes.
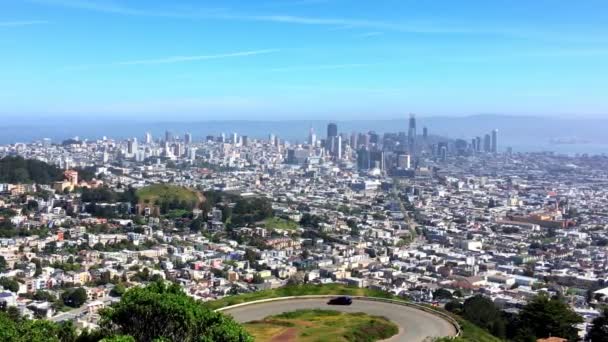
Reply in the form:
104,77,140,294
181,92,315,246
136,184,204,215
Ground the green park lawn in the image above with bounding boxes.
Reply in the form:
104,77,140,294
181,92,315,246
243,309,398,342
263,217,300,230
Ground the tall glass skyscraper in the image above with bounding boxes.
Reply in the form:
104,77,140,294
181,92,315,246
408,114,416,155
327,123,338,139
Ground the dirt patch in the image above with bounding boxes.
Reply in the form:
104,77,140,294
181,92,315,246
270,328,298,342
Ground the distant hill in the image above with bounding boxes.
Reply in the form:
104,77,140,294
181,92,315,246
0,156,63,184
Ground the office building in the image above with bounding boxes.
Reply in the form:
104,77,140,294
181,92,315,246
358,133,369,148
350,132,358,149
328,135,342,159
438,142,448,161
397,154,411,169
308,128,317,146
127,138,137,155
484,134,492,153
326,123,338,152
369,131,379,145
327,123,338,139
357,149,370,170
370,151,385,170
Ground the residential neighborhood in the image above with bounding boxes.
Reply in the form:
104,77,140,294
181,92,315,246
1,127,608,341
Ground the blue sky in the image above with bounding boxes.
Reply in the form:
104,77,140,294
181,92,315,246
1,0,608,120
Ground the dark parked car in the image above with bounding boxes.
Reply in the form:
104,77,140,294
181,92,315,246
327,296,352,305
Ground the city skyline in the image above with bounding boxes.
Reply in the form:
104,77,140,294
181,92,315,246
2,0,608,119
2,113,607,156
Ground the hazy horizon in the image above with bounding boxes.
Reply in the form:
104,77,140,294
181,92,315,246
2,114,608,155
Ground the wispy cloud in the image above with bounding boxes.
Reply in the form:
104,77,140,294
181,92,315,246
223,14,452,33
27,0,225,18
26,0,608,43
0,20,49,27
63,49,278,70
268,63,372,72
26,0,493,35
261,0,333,8
116,49,279,66
357,31,383,38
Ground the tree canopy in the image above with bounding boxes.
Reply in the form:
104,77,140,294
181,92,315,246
1,281,252,342
460,295,506,339
0,256,7,273
61,288,88,308
100,281,252,342
0,277,19,293
588,308,608,342
0,311,77,342
518,294,583,341
0,156,63,184
230,196,273,226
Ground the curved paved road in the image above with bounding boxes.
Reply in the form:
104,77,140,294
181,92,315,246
224,298,457,341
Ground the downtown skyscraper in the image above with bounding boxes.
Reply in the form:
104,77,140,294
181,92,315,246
491,129,498,154
408,114,416,156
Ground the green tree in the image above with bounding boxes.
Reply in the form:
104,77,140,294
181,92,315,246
80,187,118,203
32,258,42,277
189,218,205,232
0,311,77,342
286,272,305,286
230,197,273,226
252,273,265,284
244,249,257,266
110,284,126,297
445,300,463,315
299,213,323,228
518,294,583,341
588,308,608,342
0,312,19,341
32,290,56,302
0,156,63,184
433,288,454,300
100,281,252,342
0,277,19,292
101,336,136,342
347,219,360,236
0,256,7,272
61,288,87,308
461,295,506,339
